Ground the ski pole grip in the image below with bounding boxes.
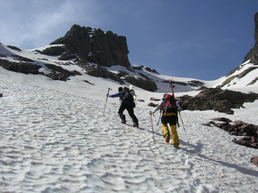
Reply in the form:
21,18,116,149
105,88,112,101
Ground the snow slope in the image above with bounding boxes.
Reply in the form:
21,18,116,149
0,66,257,193
215,60,258,93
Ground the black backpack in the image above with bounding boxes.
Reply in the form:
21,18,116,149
124,89,136,107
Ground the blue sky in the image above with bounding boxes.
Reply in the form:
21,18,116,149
0,0,258,80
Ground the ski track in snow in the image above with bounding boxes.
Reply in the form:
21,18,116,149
0,79,257,193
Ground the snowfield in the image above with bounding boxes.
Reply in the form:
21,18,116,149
0,68,257,193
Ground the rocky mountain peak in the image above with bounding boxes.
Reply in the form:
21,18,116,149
255,12,258,42
50,24,130,67
244,12,258,65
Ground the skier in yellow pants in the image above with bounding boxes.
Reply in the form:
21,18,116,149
150,94,180,148
161,114,179,147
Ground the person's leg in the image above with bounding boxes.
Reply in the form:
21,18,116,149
118,103,126,123
161,116,170,143
126,106,138,126
162,124,170,143
169,116,180,147
170,124,180,147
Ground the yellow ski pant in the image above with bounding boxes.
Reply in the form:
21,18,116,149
162,124,180,145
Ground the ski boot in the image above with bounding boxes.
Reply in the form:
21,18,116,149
121,116,126,124
173,144,180,148
133,122,139,128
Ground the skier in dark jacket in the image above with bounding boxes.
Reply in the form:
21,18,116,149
108,87,139,127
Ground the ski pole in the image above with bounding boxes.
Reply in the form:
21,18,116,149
178,111,189,142
156,110,162,126
104,88,111,114
168,79,175,96
150,114,155,143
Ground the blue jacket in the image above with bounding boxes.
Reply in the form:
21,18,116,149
109,91,134,105
109,91,125,101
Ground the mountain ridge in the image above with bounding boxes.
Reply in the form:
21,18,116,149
244,12,258,65
0,12,258,94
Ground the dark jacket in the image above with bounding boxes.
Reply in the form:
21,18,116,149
109,91,134,105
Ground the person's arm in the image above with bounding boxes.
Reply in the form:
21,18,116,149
108,92,123,98
150,99,164,115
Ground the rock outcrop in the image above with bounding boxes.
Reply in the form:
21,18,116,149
203,117,258,149
82,63,158,91
220,64,258,87
244,12,258,65
124,76,158,92
84,63,124,84
50,25,130,67
0,58,41,74
0,58,80,81
179,88,258,114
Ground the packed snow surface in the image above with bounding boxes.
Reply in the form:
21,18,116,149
0,67,257,193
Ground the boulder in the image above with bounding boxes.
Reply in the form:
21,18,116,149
148,102,158,107
150,97,161,101
251,156,258,167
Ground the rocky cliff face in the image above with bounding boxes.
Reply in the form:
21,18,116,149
244,12,258,65
50,24,130,67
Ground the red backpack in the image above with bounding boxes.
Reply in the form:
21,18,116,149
161,94,178,113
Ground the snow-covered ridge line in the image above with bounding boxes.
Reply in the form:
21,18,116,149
1,41,258,94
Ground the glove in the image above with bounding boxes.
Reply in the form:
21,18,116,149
149,111,153,115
